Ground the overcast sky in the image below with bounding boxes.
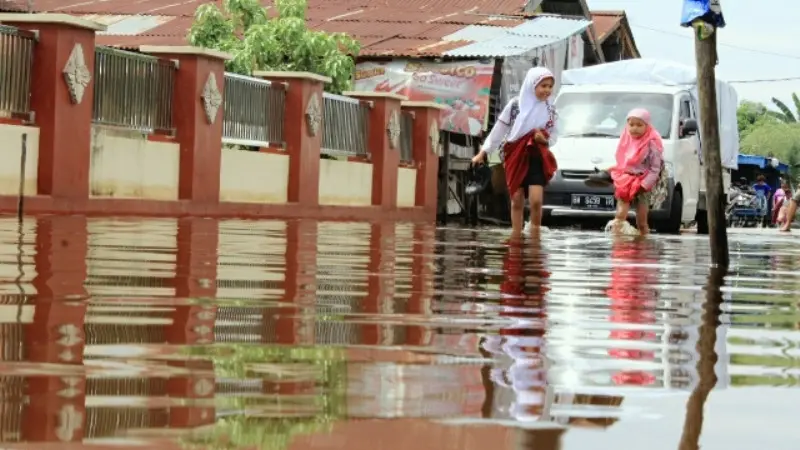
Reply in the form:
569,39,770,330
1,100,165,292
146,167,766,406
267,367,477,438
585,0,800,107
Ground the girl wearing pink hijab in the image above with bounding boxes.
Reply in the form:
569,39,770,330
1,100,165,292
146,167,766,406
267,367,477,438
609,109,666,235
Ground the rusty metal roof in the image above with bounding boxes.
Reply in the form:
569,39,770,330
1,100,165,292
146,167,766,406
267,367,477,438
1,0,600,57
590,10,624,42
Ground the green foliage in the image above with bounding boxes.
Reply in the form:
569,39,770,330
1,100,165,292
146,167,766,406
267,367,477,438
737,101,776,140
189,0,360,93
737,99,800,181
179,343,347,450
740,120,800,160
770,92,800,123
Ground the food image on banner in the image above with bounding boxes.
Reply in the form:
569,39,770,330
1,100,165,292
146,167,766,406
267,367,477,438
354,60,495,136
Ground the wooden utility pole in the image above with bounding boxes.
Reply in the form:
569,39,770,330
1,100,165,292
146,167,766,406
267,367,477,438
694,31,729,269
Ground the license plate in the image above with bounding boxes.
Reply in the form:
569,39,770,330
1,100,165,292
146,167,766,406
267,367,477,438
572,194,615,210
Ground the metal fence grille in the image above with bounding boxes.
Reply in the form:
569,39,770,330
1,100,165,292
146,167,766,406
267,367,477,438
215,306,273,343
321,93,369,156
85,407,167,438
0,324,24,361
92,46,176,133
222,72,286,148
0,25,35,119
400,111,414,163
0,377,23,442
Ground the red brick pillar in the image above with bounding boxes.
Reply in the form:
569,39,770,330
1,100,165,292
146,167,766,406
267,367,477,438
140,46,231,204
274,220,317,345
0,14,105,198
166,217,219,428
345,92,407,208
256,72,330,207
401,102,445,215
363,223,396,345
23,215,89,442
169,217,218,344
406,223,435,346
165,359,216,428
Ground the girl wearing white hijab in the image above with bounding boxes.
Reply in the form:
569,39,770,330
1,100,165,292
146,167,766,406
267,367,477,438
472,67,559,235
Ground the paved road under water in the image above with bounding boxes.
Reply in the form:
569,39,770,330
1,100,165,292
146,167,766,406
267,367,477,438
0,217,797,449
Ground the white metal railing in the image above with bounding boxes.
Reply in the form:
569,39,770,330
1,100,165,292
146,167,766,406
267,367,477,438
321,92,369,156
93,46,177,133
0,25,35,120
222,72,286,148
400,111,414,163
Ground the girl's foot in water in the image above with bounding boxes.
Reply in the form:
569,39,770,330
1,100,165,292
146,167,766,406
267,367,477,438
523,221,548,235
606,219,638,236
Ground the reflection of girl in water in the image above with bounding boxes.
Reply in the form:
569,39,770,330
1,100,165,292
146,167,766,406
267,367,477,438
605,239,660,386
482,237,551,421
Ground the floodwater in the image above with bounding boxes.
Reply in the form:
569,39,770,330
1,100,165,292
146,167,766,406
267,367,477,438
0,216,798,449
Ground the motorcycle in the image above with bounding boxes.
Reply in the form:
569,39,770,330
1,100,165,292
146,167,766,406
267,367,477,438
726,185,767,228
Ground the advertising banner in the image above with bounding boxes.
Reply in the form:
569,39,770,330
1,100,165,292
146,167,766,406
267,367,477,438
354,59,495,136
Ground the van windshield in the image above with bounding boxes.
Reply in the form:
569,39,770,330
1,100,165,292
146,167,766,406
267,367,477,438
555,92,674,139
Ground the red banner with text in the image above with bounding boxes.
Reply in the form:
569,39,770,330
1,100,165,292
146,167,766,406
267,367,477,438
354,60,495,136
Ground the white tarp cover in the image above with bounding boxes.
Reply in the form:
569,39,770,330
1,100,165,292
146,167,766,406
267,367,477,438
561,59,739,169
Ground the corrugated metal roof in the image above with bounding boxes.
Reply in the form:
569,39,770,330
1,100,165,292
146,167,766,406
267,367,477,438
590,10,624,41
0,0,607,58
442,15,590,57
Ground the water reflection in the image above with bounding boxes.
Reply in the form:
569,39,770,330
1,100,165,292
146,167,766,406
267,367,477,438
0,217,798,448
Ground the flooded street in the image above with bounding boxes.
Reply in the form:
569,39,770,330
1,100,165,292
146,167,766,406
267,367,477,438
0,216,798,449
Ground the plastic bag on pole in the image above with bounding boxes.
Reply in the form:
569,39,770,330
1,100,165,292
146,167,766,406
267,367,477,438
680,0,725,28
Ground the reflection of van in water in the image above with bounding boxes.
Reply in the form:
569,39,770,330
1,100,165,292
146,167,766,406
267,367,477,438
543,59,739,234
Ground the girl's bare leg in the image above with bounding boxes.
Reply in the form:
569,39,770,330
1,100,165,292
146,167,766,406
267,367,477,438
780,200,797,231
614,200,630,233
635,202,650,235
528,185,544,232
510,188,525,234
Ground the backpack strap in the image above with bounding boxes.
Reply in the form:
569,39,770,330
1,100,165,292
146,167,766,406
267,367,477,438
509,98,520,125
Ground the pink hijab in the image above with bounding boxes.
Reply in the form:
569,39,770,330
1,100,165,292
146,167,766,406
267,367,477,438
615,108,663,170
610,108,663,202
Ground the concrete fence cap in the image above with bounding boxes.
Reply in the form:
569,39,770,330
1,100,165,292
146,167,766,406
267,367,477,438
401,101,449,110
0,13,107,31
342,91,408,101
253,71,332,84
139,46,233,61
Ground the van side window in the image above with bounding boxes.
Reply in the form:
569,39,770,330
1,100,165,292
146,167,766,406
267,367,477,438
680,99,691,120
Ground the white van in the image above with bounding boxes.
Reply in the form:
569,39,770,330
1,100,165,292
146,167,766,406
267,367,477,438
543,59,739,234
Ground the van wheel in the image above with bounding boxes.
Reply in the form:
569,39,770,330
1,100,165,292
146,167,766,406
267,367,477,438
658,189,683,234
696,209,709,234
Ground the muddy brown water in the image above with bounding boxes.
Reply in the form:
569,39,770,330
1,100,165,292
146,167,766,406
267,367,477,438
0,217,797,449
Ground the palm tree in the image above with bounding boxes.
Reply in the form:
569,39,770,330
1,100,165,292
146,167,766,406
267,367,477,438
770,93,800,122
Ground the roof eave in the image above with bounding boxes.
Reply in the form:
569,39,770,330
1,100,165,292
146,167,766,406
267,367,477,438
620,16,640,58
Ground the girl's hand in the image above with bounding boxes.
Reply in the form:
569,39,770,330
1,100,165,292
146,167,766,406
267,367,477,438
472,150,487,166
534,132,547,144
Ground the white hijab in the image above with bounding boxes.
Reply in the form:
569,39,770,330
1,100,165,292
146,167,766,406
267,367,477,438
506,67,556,142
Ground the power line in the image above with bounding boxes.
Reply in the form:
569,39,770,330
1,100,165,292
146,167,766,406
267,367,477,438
621,23,800,84
727,76,800,84
629,23,800,61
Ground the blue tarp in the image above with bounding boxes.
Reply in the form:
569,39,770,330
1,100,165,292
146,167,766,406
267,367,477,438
737,154,789,173
680,0,726,28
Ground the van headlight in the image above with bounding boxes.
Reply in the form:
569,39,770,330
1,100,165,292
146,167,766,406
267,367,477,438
663,161,674,178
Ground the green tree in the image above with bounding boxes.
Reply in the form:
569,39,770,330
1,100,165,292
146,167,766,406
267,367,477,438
189,0,360,93
740,120,800,172
737,101,776,140
769,92,800,123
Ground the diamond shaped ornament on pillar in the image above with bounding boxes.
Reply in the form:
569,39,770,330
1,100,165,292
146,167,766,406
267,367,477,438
305,94,322,137
201,72,222,124
429,120,440,154
387,110,401,149
63,44,91,104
